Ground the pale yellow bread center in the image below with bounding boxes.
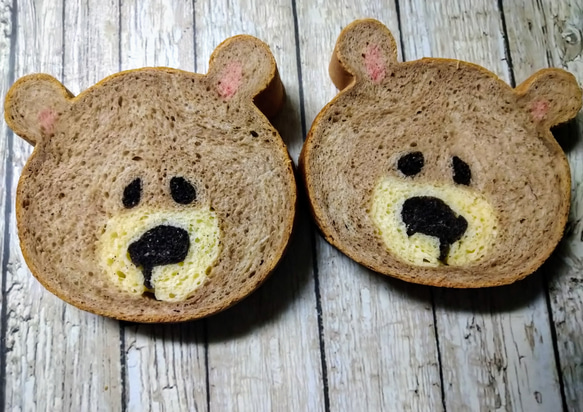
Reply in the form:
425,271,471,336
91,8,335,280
97,207,221,302
370,176,497,266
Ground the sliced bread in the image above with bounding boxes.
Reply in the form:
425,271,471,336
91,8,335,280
5,35,296,322
299,19,582,287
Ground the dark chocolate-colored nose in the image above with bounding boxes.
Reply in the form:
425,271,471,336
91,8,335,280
128,225,190,288
401,196,467,263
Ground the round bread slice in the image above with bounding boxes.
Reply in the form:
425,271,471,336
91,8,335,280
299,19,582,287
4,35,296,322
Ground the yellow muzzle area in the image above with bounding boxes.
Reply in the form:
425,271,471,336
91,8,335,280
97,207,221,302
370,176,497,266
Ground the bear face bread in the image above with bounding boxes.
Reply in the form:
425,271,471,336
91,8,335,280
299,19,582,287
5,35,296,322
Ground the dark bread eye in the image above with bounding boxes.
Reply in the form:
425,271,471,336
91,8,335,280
123,178,142,208
398,152,424,176
452,156,471,185
170,177,196,204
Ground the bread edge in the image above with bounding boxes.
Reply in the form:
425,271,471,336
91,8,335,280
10,48,296,321
300,27,581,288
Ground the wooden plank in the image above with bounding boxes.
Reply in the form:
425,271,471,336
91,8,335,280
0,0,13,407
125,324,208,412
503,1,583,410
64,0,121,87
295,2,444,411
120,0,195,70
0,0,13,318
4,1,122,410
399,1,563,410
119,2,209,411
195,1,325,410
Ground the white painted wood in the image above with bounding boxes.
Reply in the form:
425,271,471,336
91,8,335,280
64,0,121,88
119,2,208,412
195,1,324,411
504,1,583,410
295,2,444,411
0,1,12,406
124,324,208,412
400,0,562,410
120,0,195,71
0,0,13,317
4,1,122,411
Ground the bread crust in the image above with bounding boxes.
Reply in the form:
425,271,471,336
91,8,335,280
6,36,297,322
300,19,582,288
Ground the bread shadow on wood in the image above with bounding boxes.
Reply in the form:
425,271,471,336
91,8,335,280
270,89,302,158
353,248,550,312
348,260,435,305
431,271,546,314
325,233,568,313
200,86,310,341
340,241,549,312
552,116,581,153
121,320,206,346
204,207,314,342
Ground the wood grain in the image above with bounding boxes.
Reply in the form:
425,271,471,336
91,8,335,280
503,1,583,410
0,0,13,342
120,0,195,71
124,324,208,412
4,1,123,411
195,1,324,410
399,1,563,410
295,1,444,411
0,0,12,407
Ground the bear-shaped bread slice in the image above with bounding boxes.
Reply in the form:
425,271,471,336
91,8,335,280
299,19,582,287
5,35,296,322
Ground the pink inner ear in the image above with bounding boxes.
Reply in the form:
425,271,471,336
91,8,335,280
363,44,386,83
38,108,58,134
531,99,549,122
217,62,243,99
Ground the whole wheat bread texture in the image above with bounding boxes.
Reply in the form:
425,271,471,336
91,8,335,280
4,35,296,322
299,19,582,287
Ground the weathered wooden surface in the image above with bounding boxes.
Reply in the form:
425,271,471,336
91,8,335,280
0,0,582,411
504,1,583,410
0,1,11,407
0,4,12,382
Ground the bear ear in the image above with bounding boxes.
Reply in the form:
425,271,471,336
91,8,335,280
329,19,399,90
4,74,73,146
516,68,582,129
207,35,284,117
